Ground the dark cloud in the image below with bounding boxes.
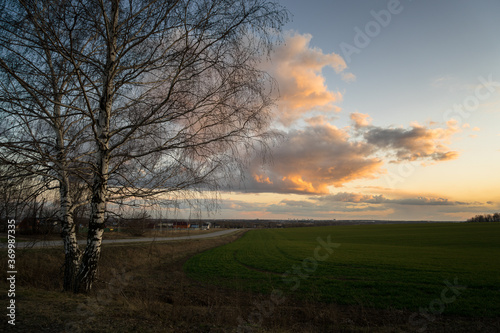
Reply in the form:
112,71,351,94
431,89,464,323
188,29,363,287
389,197,458,206
315,192,387,204
316,192,469,206
360,121,460,163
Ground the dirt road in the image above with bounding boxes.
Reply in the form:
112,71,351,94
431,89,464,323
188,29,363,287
0,229,239,249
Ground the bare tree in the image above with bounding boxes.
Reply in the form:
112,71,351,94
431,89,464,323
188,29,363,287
0,0,93,290
0,165,47,228
1,0,288,293
468,213,500,222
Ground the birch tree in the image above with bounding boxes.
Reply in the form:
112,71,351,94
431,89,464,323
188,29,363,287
1,0,288,293
0,0,92,290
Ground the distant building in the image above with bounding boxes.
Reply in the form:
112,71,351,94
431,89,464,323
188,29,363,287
173,221,190,229
157,222,173,229
18,217,60,234
17,217,40,234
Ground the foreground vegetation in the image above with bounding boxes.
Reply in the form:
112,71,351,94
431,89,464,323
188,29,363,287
2,223,499,332
1,231,250,332
186,223,500,321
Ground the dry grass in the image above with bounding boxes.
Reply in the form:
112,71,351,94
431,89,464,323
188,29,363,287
1,230,498,332
6,227,222,242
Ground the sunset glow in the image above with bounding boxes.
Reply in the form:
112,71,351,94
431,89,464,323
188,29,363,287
211,0,500,221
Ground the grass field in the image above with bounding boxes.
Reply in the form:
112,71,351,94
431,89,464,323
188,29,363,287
2,223,499,332
185,223,500,318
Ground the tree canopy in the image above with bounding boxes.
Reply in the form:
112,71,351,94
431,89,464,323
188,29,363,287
0,0,288,292
467,213,500,222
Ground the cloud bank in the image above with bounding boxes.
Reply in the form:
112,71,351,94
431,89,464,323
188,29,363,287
239,117,460,195
211,192,496,221
235,33,461,196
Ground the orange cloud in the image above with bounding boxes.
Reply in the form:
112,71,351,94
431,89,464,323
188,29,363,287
263,33,353,125
305,115,337,126
350,112,372,128
281,175,323,194
253,174,273,185
244,123,384,194
237,115,461,195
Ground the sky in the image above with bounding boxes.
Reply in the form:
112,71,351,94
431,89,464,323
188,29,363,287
201,0,500,221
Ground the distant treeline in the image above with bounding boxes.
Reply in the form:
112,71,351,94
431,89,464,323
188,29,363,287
467,213,500,222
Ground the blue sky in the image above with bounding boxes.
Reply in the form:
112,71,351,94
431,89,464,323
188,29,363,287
205,0,500,221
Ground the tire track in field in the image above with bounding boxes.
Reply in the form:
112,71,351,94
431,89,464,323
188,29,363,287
232,250,283,276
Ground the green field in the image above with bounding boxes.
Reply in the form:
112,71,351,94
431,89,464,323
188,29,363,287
185,223,500,317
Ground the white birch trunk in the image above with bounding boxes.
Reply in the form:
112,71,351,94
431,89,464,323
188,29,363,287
74,162,108,293
75,0,118,293
60,177,82,291
74,103,111,293
53,93,82,291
